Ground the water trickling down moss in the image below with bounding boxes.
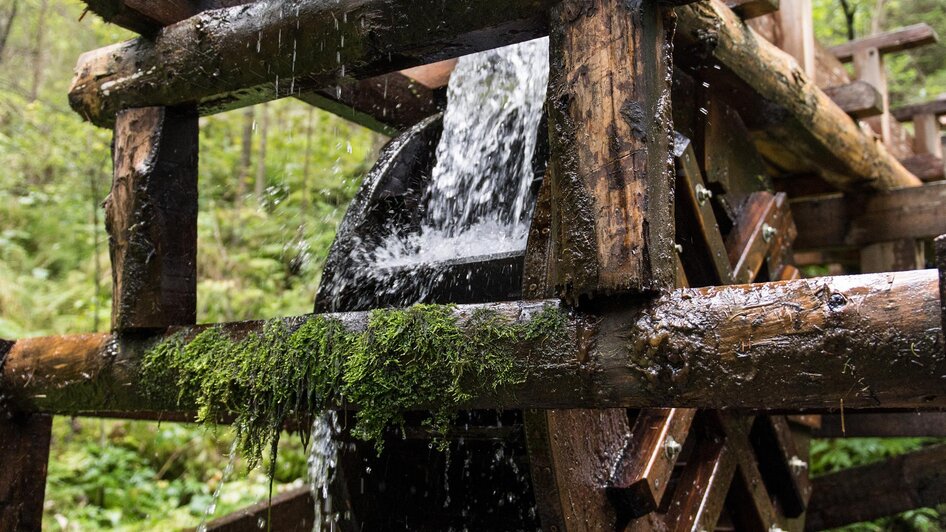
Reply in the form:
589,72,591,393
139,303,569,465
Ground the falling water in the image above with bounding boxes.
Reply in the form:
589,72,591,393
307,411,341,532
368,37,550,268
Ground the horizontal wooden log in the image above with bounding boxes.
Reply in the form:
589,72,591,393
805,444,946,531
822,81,883,119
674,0,921,192
814,412,946,438
900,153,945,182
892,98,946,122
938,235,946,346
791,182,946,250
2,270,945,416
829,23,939,63
204,485,314,531
70,0,556,126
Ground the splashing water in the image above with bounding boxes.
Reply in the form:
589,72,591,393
307,411,341,532
197,438,240,532
370,37,549,268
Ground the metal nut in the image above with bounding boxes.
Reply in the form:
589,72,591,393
695,183,713,205
762,223,777,243
788,455,808,475
663,435,682,460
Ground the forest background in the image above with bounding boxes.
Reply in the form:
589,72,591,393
0,0,943,529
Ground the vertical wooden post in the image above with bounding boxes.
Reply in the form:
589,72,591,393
0,410,52,531
525,1,675,529
547,0,676,303
853,47,892,144
914,112,943,159
106,106,199,330
776,0,815,78
936,235,946,346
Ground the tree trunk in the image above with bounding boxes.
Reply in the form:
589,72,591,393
0,0,19,63
28,0,47,101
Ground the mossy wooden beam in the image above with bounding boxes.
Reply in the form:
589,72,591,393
3,270,944,421
69,0,558,127
674,0,921,192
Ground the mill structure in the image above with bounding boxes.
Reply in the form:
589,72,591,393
3,0,946,530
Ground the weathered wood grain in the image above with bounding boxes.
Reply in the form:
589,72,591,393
70,0,558,126
806,444,946,531
546,0,676,301
815,412,946,438
3,270,946,414
106,106,198,330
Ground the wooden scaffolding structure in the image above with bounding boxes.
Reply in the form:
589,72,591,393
3,0,946,530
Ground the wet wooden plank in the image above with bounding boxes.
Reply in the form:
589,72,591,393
815,412,946,438
547,0,676,301
720,415,787,531
806,444,946,531
791,182,946,250
937,234,946,348
674,136,733,285
830,23,939,63
609,409,697,518
750,416,811,518
204,486,315,531
662,419,737,532
106,106,198,330
0,412,53,532
822,81,883,119
725,192,788,283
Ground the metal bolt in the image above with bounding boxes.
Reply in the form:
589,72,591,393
674,243,683,254
769,526,787,532
762,223,778,243
663,435,682,460
695,183,713,205
788,455,808,475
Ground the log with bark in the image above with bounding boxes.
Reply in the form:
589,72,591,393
2,270,944,416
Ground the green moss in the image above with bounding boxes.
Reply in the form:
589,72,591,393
139,303,568,465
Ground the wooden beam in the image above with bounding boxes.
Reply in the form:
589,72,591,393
725,192,796,284
204,485,314,531
724,0,779,19
547,0,675,301
69,0,556,127
750,416,811,518
608,408,697,518
106,106,198,330
814,412,946,438
900,152,945,182
674,0,921,192
0,412,52,531
3,270,946,414
790,182,946,250
852,46,893,144
829,23,939,63
822,81,883,119
860,239,925,274
806,444,946,531
892,98,946,122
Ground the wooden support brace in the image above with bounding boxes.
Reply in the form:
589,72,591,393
106,106,198,330
791,182,946,250
750,416,811,518
547,0,676,301
725,192,796,284
0,409,53,531
822,81,884,119
829,23,939,63
814,412,946,438
806,444,946,531
608,408,697,519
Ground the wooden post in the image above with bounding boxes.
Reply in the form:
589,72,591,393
913,112,943,159
776,0,815,78
547,0,676,302
852,47,892,144
0,412,53,531
106,106,199,330
937,234,946,345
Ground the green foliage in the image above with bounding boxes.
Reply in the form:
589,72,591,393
139,304,565,461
